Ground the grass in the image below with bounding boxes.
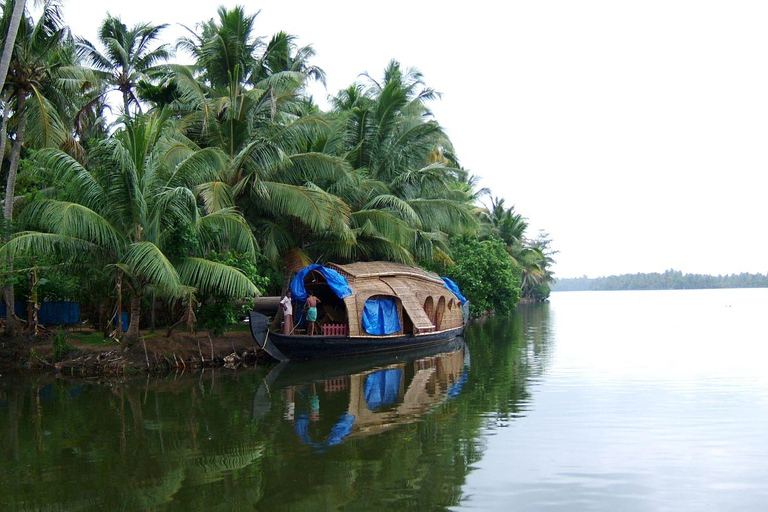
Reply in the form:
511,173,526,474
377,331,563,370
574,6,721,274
67,331,117,347
231,322,252,332
59,322,252,348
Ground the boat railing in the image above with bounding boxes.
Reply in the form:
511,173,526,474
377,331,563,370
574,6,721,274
322,323,348,336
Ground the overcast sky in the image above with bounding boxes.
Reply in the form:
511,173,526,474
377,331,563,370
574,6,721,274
60,0,768,278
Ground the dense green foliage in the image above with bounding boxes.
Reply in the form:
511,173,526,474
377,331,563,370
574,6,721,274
197,251,270,334
428,236,522,317
553,270,768,292
0,4,555,338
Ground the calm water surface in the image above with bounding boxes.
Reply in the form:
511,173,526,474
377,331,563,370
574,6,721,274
1,288,767,511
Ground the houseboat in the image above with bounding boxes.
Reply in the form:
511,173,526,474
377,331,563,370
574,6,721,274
248,262,469,362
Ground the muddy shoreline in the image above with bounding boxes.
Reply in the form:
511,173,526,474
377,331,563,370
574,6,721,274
0,329,274,376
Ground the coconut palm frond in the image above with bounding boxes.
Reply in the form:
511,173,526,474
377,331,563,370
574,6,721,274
197,181,234,213
195,207,256,255
122,241,182,295
409,198,479,235
353,233,415,265
252,218,296,265
25,85,69,149
177,257,259,298
260,181,346,233
0,231,101,260
351,209,410,244
21,199,124,253
33,149,105,207
165,146,225,188
362,194,421,226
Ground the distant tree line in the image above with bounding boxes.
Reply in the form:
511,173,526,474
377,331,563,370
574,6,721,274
552,269,768,292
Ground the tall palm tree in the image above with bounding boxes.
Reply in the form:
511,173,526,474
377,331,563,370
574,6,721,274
175,6,353,279
254,31,326,87
176,5,261,91
76,14,171,116
3,110,259,340
488,197,527,247
1,0,90,335
483,198,556,300
0,0,26,95
327,61,479,264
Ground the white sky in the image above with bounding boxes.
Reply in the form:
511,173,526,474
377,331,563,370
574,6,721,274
60,0,768,278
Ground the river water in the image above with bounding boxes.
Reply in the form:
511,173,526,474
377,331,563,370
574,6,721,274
1,288,767,511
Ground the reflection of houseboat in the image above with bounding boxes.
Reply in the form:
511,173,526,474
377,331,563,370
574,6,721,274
259,337,468,448
249,262,469,362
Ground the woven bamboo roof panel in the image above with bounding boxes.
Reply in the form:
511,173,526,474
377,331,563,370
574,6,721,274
328,262,444,285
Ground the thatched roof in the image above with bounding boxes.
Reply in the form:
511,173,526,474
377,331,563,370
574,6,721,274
327,262,443,285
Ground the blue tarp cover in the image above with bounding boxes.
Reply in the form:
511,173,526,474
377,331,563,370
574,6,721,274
290,264,352,301
39,302,81,324
362,297,401,335
441,277,467,304
0,301,80,324
364,369,403,409
0,301,25,318
295,413,356,451
447,370,469,398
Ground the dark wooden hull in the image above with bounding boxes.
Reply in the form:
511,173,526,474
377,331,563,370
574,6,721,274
264,336,466,389
248,311,466,362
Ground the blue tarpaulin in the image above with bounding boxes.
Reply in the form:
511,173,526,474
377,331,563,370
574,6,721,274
362,297,401,335
447,370,469,398
290,264,352,301
0,301,80,324
39,302,80,324
364,369,403,410
295,413,356,451
441,277,467,304
0,301,25,318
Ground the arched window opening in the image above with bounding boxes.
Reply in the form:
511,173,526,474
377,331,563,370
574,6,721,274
435,296,446,330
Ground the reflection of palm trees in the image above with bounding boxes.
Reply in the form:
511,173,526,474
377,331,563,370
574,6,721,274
0,320,548,512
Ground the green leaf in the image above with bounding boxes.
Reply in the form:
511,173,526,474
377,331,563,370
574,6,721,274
177,257,259,297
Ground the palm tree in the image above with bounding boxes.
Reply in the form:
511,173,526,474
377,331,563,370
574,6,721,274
327,61,479,264
0,0,26,97
175,6,353,279
483,198,556,300
76,14,171,116
1,0,90,335
3,110,259,340
177,5,261,91
487,197,527,247
254,31,326,87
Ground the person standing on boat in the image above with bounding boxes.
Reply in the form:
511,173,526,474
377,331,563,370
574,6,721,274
306,291,321,335
280,291,293,334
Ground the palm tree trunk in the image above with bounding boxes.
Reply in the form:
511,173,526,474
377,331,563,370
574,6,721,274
0,0,26,92
0,90,13,166
127,295,141,339
28,264,39,335
150,291,156,333
115,268,123,337
3,92,27,337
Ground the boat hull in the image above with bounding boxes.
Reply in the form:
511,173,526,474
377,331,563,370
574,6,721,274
249,311,465,362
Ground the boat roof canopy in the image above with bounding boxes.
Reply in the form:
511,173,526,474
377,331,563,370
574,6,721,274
290,264,353,301
327,262,444,285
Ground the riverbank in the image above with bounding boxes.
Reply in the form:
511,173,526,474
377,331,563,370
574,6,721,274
0,326,272,376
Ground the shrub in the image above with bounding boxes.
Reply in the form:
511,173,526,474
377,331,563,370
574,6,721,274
52,329,73,362
427,236,521,317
